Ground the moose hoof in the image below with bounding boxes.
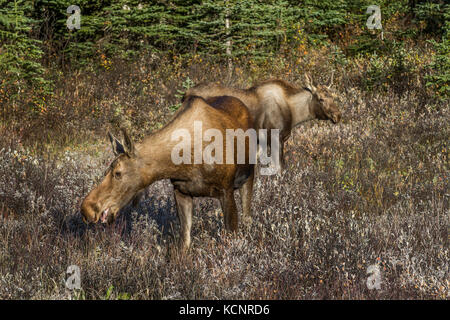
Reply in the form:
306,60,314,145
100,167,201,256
242,215,253,226
178,240,191,254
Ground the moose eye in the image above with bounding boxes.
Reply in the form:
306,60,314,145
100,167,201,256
114,171,122,179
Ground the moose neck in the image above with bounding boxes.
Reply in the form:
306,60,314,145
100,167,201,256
135,129,183,187
289,89,315,128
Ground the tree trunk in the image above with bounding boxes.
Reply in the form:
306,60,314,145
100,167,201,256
225,1,232,76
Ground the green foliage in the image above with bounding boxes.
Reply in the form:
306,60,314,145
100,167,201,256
72,288,87,300
424,5,450,99
189,0,299,61
414,1,448,36
0,0,433,72
104,285,114,300
97,0,200,57
363,43,417,93
296,0,349,44
103,285,131,300
328,44,348,67
0,0,52,102
230,0,298,60
364,53,387,91
169,77,195,112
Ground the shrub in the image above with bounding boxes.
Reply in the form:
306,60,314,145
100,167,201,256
424,5,450,100
0,0,52,113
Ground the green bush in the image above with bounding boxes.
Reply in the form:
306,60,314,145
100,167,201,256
414,1,448,36
363,43,417,93
424,5,450,99
0,0,52,107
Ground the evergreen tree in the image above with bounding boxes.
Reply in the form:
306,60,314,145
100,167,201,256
190,0,298,61
0,0,50,99
425,3,450,99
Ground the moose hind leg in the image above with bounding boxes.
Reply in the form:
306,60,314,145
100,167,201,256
174,189,193,252
239,169,254,226
220,189,238,232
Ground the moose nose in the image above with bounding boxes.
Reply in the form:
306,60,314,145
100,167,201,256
80,200,99,224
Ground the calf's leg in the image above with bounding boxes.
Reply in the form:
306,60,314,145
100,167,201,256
239,170,254,225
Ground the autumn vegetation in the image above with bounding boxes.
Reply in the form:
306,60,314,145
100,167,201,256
0,0,448,299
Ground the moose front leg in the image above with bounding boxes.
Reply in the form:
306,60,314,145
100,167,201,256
174,189,193,252
239,169,254,226
266,129,284,174
278,137,285,172
220,189,238,232
278,133,292,173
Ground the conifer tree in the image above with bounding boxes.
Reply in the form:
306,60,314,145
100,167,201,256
0,0,49,98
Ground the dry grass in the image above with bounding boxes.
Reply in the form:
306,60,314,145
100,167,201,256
0,48,448,299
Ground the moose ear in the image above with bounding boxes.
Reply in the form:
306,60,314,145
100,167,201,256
328,70,334,89
108,131,125,156
120,128,135,157
304,73,316,93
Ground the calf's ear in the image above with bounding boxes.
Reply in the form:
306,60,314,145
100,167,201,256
304,74,316,93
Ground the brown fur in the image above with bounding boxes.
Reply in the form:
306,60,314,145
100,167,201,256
81,96,255,251
184,76,342,167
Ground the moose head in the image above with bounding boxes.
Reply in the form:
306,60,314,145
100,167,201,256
304,73,341,124
80,129,147,224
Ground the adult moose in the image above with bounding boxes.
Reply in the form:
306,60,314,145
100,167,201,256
184,74,342,170
81,96,255,251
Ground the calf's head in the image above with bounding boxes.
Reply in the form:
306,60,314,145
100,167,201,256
305,74,341,124
81,129,145,224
